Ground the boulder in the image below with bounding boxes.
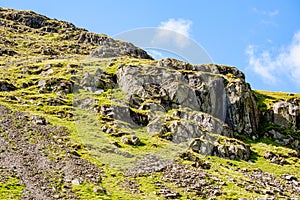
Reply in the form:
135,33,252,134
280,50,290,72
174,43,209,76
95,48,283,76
30,115,49,125
38,78,73,94
264,151,289,165
189,134,251,160
79,70,116,93
121,135,141,146
0,80,17,91
98,104,137,126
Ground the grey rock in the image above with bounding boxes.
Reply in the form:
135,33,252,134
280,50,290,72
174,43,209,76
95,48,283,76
120,135,130,145
37,78,73,94
0,80,17,91
79,71,116,93
71,179,80,185
189,134,251,160
117,59,260,138
98,105,136,126
266,99,300,130
38,79,46,87
266,129,300,150
41,68,54,76
90,37,153,59
30,115,49,125
147,108,232,144
120,135,140,146
131,135,140,146
264,150,289,165
283,175,297,181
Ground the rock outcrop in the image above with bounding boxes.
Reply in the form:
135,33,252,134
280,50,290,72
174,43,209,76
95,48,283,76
72,57,259,160
264,128,300,151
147,108,233,143
189,135,251,160
258,97,300,150
113,58,259,159
266,98,300,131
89,37,153,59
117,59,259,137
37,78,73,94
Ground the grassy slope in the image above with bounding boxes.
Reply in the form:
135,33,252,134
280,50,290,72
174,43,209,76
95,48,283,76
1,57,300,199
1,8,300,199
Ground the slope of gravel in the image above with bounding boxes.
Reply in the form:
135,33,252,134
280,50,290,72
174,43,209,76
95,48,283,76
0,105,104,199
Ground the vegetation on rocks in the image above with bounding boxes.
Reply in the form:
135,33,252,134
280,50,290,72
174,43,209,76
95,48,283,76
0,7,300,199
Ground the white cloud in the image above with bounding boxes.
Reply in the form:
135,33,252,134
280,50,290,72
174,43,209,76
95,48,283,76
253,8,279,17
159,18,192,37
153,18,192,48
246,45,277,84
252,8,279,27
246,30,300,85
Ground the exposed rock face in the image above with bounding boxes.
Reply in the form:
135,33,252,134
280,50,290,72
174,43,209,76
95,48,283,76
259,98,300,150
114,58,260,159
2,7,300,199
117,58,259,136
225,79,259,137
74,57,258,160
80,69,116,93
147,108,233,143
266,99,300,131
90,37,153,59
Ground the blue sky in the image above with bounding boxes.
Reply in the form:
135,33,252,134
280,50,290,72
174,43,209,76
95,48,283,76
1,0,300,93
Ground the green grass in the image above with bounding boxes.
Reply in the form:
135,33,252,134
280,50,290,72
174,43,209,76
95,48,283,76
253,90,300,111
72,183,110,200
0,177,24,200
71,106,186,169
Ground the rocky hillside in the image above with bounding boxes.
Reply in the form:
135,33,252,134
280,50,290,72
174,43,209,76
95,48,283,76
0,8,300,199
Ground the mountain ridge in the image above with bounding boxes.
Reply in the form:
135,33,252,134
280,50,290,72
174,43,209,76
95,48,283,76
0,8,300,199
0,7,152,60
